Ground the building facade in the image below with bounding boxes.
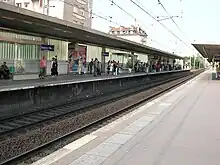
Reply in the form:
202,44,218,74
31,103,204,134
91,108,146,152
108,25,149,65
0,29,68,75
13,0,93,74
0,0,93,77
14,0,92,27
109,25,148,45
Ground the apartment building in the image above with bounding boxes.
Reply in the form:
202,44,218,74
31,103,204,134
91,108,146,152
14,0,92,27
0,0,15,5
109,24,148,45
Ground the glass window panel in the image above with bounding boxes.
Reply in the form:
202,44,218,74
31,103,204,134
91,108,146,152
0,43,2,59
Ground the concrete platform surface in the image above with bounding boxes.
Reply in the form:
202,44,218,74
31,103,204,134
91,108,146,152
30,70,213,165
0,70,186,92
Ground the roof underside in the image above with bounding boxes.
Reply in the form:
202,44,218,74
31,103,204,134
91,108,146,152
192,43,220,62
0,2,182,59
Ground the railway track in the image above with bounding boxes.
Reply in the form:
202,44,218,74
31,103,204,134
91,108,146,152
0,73,189,136
0,70,204,165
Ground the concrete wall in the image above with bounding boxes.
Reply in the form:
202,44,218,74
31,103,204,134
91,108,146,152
0,70,190,120
117,35,146,45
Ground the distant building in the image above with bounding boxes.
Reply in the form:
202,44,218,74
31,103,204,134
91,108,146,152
0,0,15,5
14,0,93,27
109,25,148,45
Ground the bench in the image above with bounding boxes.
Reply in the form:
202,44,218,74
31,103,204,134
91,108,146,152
7,66,39,80
12,73,39,80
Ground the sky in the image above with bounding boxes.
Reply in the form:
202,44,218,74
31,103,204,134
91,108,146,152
91,0,220,57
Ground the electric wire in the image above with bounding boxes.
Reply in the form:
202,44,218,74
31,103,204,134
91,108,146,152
130,0,193,50
157,0,192,42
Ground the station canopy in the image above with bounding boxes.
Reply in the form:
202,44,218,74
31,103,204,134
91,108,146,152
0,2,183,59
192,43,220,62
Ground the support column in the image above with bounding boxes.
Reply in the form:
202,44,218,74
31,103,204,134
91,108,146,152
101,47,106,73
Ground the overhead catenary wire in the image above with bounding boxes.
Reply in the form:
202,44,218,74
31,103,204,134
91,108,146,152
109,0,151,32
129,0,193,50
47,0,172,52
157,0,192,42
47,0,125,28
109,0,137,21
105,0,169,51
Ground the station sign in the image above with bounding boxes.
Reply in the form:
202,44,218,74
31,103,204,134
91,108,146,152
214,55,220,62
40,44,55,51
103,52,109,56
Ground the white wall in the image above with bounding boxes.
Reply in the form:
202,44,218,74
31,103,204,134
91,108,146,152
14,0,44,13
87,45,102,61
14,0,64,19
49,0,64,19
117,35,146,45
135,52,148,62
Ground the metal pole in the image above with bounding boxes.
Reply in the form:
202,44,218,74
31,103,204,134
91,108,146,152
193,55,196,69
47,0,49,16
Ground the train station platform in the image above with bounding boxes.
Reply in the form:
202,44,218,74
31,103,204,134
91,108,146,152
31,69,220,165
0,70,185,92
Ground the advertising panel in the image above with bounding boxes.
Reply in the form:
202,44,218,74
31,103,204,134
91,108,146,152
68,45,87,73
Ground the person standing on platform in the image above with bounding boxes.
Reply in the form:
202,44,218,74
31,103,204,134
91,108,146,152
97,61,102,76
54,56,58,76
39,56,47,79
110,61,114,75
78,57,83,75
113,60,117,75
0,62,9,79
145,62,149,73
51,57,57,77
88,59,94,74
107,60,110,75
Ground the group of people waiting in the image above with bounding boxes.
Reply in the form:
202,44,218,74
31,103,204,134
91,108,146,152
134,60,181,73
88,59,121,76
107,60,121,76
88,58,102,76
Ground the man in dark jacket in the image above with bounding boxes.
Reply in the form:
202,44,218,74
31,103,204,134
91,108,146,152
0,62,9,79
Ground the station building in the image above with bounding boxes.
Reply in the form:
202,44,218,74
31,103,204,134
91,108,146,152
0,28,68,75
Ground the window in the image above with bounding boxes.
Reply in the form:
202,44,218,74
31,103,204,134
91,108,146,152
76,0,86,5
73,6,78,13
73,13,85,20
79,9,84,16
24,2,29,7
16,3,21,7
